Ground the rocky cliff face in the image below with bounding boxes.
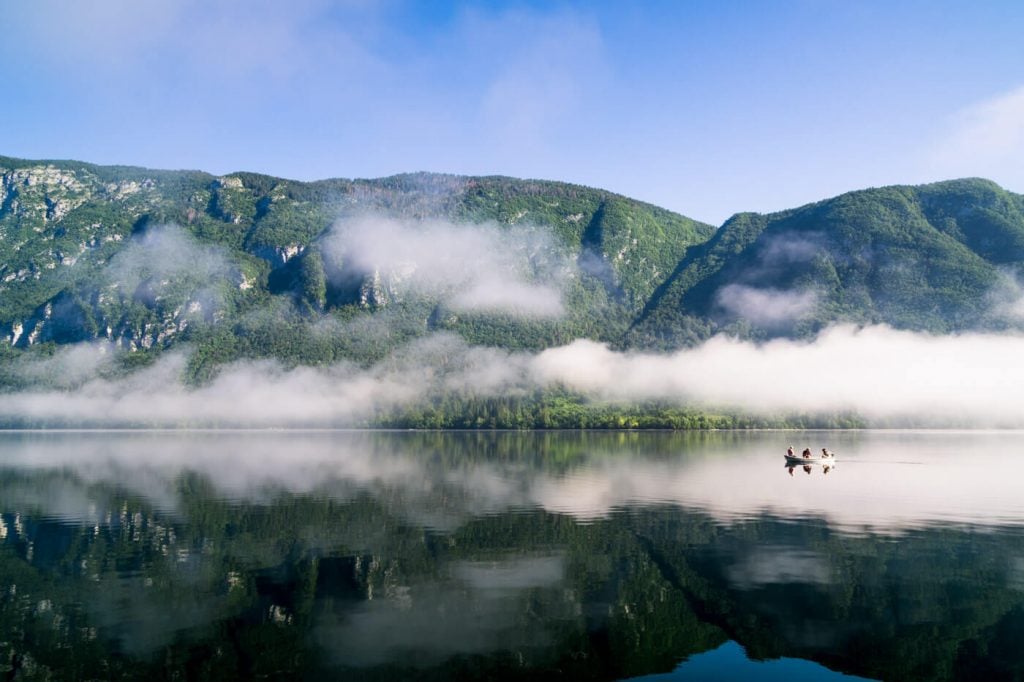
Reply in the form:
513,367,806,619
1,165,89,222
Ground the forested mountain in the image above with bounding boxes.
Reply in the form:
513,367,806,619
0,155,711,385
629,179,1024,347
2,155,1024,413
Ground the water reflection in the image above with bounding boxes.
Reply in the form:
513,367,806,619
628,641,874,681
0,430,1023,679
785,462,836,476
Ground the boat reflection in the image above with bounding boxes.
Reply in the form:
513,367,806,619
785,461,836,476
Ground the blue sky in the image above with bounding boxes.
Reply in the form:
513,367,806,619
2,0,1022,224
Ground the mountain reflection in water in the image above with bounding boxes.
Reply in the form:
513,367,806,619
1,430,1023,680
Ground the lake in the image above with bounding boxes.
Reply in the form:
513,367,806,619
1,430,1022,680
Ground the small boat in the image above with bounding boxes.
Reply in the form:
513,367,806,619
785,453,837,465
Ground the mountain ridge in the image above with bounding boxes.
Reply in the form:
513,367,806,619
2,155,1024,396
0,154,712,387
628,177,1024,347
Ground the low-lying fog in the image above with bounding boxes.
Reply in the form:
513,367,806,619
3,323,1023,427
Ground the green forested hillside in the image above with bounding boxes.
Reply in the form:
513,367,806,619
630,179,1024,348
0,155,712,384
3,155,1024,424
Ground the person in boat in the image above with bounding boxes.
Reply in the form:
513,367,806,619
787,446,795,457
821,448,833,458
802,448,812,458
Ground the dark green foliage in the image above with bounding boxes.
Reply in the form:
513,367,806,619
374,390,867,430
298,246,328,312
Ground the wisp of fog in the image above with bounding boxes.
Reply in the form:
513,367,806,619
322,216,568,317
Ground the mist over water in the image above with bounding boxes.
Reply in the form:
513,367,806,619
3,323,1024,427
534,324,1024,425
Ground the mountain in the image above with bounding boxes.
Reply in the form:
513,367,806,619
629,178,1024,348
0,155,712,385
2,155,1024,399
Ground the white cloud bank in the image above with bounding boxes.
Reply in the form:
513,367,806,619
2,324,1024,427
533,325,1023,424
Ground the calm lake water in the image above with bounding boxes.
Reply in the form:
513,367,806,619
1,430,1023,680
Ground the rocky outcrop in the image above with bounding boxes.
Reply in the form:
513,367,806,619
3,289,205,351
251,243,305,267
359,269,389,308
357,264,418,309
0,166,91,222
